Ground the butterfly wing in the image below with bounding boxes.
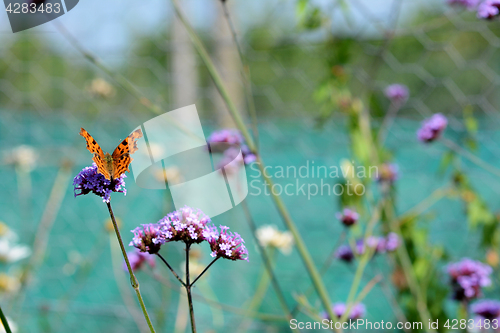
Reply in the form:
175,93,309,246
111,128,143,179
79,128,111,179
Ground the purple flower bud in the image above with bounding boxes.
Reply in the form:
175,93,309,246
477,0,500,19
376,163,399,184
73,163,126,203
384,84,409,103
335,245,354,263
207,129,255,166
125,249,156,272
471,299,500,320
336,208,359,227
366,236,386,253
417,113,448,143
384,232,400,252
322,303,366,320
447,258,492,301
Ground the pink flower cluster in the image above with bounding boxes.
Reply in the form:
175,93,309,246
447,258,492,301
129,206,248,261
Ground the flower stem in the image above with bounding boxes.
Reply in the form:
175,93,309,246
106,202,156,333
185,243,197,333
169,0,339,327
156,253,186,287
190,257,218,287
0,304,12,333
241,201,298,330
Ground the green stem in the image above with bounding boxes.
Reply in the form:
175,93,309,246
0,305,12,333
185,243,197,333
220,0,260,149
170,0,255,153
383,200,436,332
170,0,338,328
255,157,338,329
339,200,383,323
241,201,297,330
106,202,156,333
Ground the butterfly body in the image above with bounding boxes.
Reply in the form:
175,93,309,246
80,128,143,180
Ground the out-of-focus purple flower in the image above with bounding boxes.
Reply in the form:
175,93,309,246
376,163,399,184
383,232,400,252
129,223,165,254
125,249,156,271
366,236,386,253
471,299,500,320
336,208,359,227
322,303,366,320
207,129,256,166
207,225,249,261
447,0,481,10
417,113,448,143
447,258,492,301
477,0,500,19
336,245,354,263
384,84,409,103
207,129,245,146
158,206,212,245
73,163,126,203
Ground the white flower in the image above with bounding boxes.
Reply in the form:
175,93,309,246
4,145,38,171
86,78,115,99
0,238,30,263
256,225,294,255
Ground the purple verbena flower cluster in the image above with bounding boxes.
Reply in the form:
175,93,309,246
384,84,409,103
336,208,359,227
322,303,366,320
206,225,249,261
207,129,256,166
417,113,448,143
158,206,212,244
336,233,400,263
129,206,249,262
73,163,126,203
447,258,493,301
471,299,500,320
125,248,156,271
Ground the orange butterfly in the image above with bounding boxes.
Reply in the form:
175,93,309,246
80,128,143,180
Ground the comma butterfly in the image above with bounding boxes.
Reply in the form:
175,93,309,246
80,128,143,180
